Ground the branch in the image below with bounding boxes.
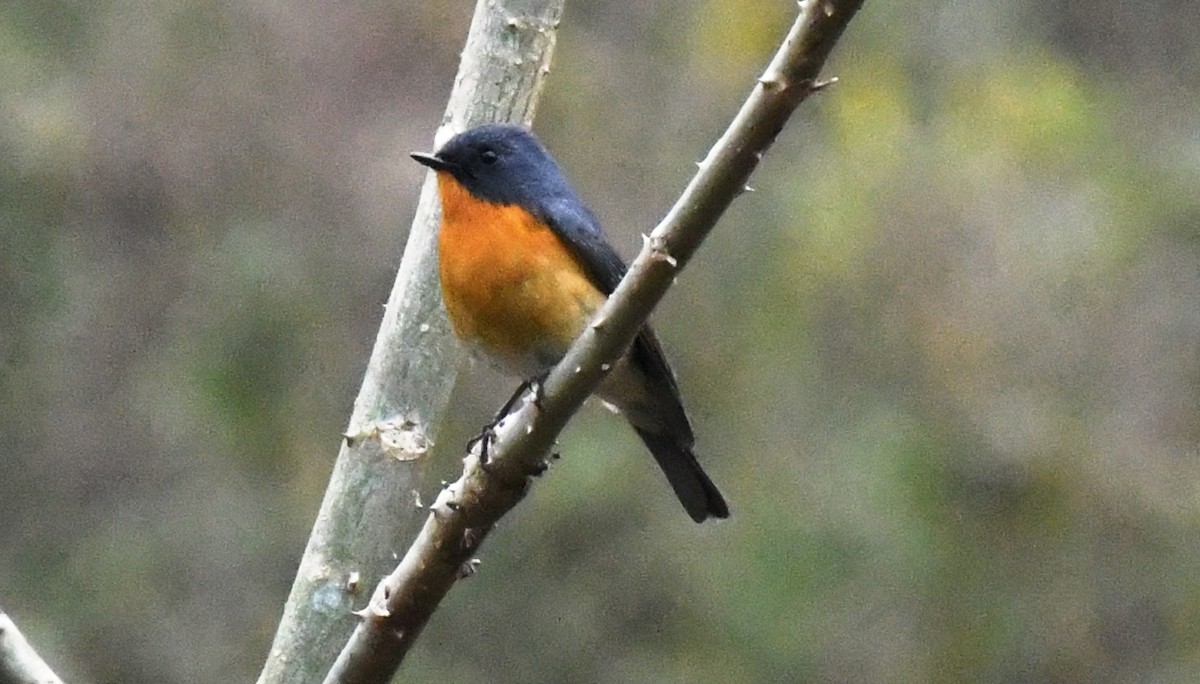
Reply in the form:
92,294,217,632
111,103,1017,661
0,610,65,684
323,0,865,681
256,0,565,682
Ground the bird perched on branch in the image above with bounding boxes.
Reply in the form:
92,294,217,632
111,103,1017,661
412,124,728,522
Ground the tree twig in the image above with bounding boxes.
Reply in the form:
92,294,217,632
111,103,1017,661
0,609,66,684
256,0,565,682
322,0,866,681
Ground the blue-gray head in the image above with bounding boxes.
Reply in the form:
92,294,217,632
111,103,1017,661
411,123,576,207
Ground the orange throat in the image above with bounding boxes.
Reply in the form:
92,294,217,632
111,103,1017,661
435,172,606,376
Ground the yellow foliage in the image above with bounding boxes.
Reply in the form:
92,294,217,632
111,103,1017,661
942,55,1099,169
687,0,793,80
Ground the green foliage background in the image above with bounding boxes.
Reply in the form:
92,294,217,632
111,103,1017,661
3,0,1199,681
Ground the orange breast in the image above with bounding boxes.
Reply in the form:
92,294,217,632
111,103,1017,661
435,173,606,377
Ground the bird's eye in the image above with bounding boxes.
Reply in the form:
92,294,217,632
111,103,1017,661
480,149,498,165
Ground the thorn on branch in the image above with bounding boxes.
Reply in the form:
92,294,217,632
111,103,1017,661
645,234,679,268
457,558,482,579
341,422,379,447
807,76,839,93
352,601,391,620
757,76,783,92
433,491,463,518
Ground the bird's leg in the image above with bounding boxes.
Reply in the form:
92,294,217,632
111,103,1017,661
494,378,534,424
467,423,498,466
470,372,553,466
470,378,533,466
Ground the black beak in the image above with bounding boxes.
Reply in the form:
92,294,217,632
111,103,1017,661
411,151,454,172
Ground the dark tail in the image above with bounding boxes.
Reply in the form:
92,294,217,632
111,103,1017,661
635,428,729,523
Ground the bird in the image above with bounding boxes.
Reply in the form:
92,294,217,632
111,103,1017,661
411,123,728,522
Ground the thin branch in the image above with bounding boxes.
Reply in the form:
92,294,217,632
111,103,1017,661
0,610,65,684
323,0,866,681
256,0,565,682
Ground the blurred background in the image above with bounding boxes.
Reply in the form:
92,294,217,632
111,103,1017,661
3,0,1199,681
